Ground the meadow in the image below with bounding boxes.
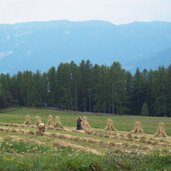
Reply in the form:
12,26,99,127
0,107,171,171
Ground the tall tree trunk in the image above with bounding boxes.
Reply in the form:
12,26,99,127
75,86,78,111
89,95,91,112
112,102,115,114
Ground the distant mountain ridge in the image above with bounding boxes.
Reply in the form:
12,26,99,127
0,20,171,74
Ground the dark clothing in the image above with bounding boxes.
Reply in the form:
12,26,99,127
76,118,82,130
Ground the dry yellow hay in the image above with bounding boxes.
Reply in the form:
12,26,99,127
17,129,25,134
35,115,42,126
129,144,140,149
27,130,35,135
0,128,5,131
3,135,46,146
154,122,168,137
4,123,10,126
53,116,63,129
84,128,119,140
12,123,20,127
81,116,91,130
10,128,17,132
46,115,53,127
126,133,134,141
45,131,120,148
105,119,116,131
53,139,102,155
24,115,32,125
20,124,26,128
131,121,144,134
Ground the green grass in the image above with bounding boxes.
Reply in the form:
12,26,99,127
0,140,171,171
0,107,171,135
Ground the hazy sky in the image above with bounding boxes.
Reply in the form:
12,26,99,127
0,0,171,24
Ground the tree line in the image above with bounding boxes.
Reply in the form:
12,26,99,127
0,60,171,116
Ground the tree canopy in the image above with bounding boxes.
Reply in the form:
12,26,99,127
0,60,170,117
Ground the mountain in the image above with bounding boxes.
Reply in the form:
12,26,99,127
0,20,171,74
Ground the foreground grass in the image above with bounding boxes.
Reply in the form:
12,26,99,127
0,107,171,135
0,140,171,171
0,108,171,170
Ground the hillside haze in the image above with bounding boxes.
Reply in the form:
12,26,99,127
0,20,171,74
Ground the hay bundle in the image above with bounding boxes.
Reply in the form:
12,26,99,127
154,122,167,137
35,115,42,126
36,122,45,136
81,116,91,130
24,115,32,125
131,121,143,134
53,116,63,129
46,115,53,126
105,119,116,131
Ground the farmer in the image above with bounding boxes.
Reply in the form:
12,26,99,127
76,117,82,130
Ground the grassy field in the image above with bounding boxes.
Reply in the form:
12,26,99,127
0,107,171,171
0,107,171,135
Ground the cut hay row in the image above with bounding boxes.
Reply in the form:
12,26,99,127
84,129,118,139
0,122,64,131
0,133,102,156
0,122,170,147
0,121,152,142
0,117,169,138
0,127,137,149
0,121,170,147
0,127,108,147
2,135,46,145
0,122,36,128
0,127,35,135
1,126,170,155
53,139,102,156
44,132,112,147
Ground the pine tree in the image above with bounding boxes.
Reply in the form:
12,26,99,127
109,62,128,114
141,103,149,116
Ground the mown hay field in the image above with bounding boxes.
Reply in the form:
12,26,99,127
0,107,171,135
0,107,171,171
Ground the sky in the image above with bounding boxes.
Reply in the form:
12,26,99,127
0,0,171,24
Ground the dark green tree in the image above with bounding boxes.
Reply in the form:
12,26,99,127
109,62,128,114
141,103,149,116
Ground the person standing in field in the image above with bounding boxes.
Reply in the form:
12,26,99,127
76,117,82,130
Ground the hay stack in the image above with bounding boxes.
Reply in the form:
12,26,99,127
132,121,143,134
53,116,63,129
35,115,42,126
36,122,45,136
81,116,91,130
154,122,167,137
46,115,54,129
105,118,116,131
24,115,32,125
